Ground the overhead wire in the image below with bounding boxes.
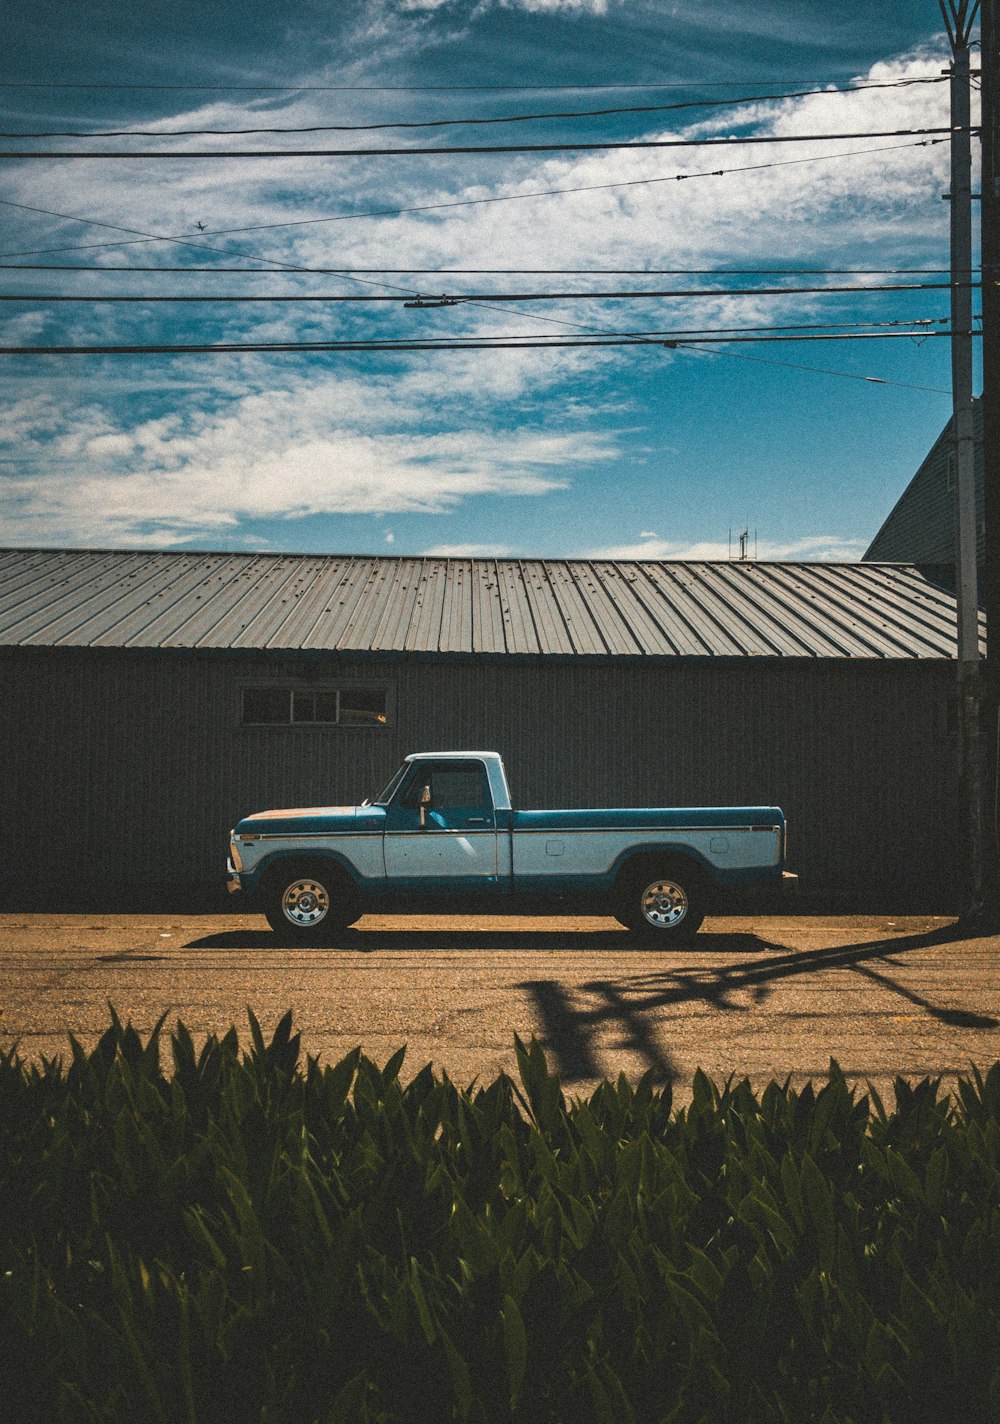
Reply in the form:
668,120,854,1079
0,318,959,344
0,264,956,275
0,125,960,158
1,210,968,344
0,136,950,260
0,195,599,335
0,84,965,395
0,263,962,389
664,342,952,393
0,281,970,303
0,330,975,355
0,66,970,537
0,195,632,337
0,76,946,138
0,137,965,354
0,322,961,393
0,77,954,92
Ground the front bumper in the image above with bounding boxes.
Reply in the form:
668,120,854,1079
226,858,242,895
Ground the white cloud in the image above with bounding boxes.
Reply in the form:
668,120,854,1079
494,0,608,10
420,541,516,555
586,532,868,562
0,40,959,555
1,376,617,544
2,45,955,286
85,434,135,458
394,0,608,10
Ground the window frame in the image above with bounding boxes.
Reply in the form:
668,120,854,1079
239,679,394,731
400,759,490,812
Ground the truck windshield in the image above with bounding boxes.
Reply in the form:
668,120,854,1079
372,763,408,806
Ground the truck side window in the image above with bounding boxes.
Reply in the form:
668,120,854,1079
431,766,488,810
403,762,488,810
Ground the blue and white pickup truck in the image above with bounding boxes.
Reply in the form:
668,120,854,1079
228,751,795,942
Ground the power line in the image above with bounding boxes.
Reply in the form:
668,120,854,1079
0,318,957,347
0,137,949,260
0,193,568,334
0,125,959,159
0,330,973,355
664,318,955,334
0,310,955,340
0,329,955,395
0,77,950,93
0,298,959,390
0,136,956,350
670,342,952,393
0,264,955,275
1,77,945,138
0,76,962,400
0,281,968,303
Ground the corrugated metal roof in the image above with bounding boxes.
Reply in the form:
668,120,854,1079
0,547,984,659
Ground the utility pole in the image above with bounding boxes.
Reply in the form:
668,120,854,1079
940,0,985,914
982,0,1000,909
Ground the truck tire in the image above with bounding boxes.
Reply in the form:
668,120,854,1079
616,862,705,943
263,861,361,941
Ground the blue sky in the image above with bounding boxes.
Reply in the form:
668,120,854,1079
0,0,982,560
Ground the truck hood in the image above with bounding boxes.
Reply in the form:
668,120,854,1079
235,805,386,836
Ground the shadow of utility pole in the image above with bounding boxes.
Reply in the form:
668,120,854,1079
518,924,999,1085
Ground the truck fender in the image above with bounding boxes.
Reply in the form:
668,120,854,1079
255,848,365,895
610,845,714,894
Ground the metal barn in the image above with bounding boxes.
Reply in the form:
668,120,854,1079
864,397,984,576
0,548,978,906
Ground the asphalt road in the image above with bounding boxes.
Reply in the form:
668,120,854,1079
3,910,1000,1102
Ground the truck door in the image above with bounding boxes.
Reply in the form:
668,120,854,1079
383,759,499,883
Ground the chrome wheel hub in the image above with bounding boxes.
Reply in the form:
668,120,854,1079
281,878,330,927
641,879,688,929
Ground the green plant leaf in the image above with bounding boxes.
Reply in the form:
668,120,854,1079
501,1292,528,1408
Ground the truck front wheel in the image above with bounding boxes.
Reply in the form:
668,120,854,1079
264,862,361,941
616,863,705,943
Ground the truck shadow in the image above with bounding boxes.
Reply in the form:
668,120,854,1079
184,926,767,953
518,923,999,1084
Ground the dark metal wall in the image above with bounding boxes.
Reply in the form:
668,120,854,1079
1,647,959,903
864,399,984,574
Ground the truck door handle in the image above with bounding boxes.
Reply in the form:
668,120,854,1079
467,817,489,824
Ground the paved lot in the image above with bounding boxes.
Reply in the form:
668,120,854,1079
2,910,1000,1101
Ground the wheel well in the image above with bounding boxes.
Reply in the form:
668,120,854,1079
616,851,705,895
260,856,354,898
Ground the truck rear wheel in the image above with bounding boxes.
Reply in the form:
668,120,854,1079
616,862,705,943
264,862,361,941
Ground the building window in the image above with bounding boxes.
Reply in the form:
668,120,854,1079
292,690,340,724
242,687,291,724
241,685,390,727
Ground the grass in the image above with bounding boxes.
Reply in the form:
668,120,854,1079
2,1009,1000,1422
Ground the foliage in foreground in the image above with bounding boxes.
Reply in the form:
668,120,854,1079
2,1012,1000,1423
